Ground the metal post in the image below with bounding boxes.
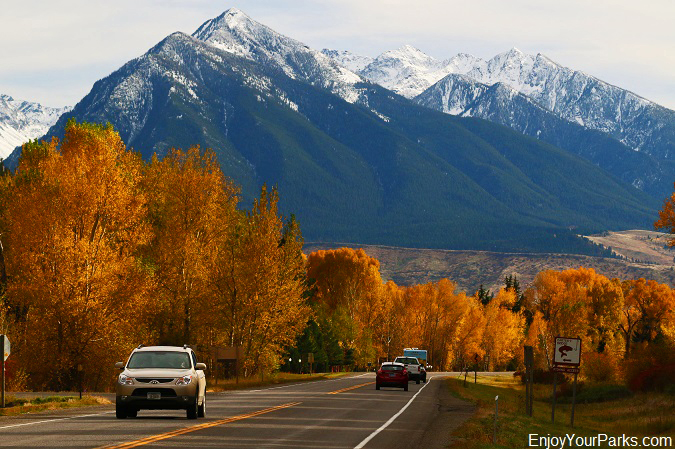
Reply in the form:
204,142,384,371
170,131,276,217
78,364,83,399
571,372,578,427
1,336,5,408
525,368,530,415
529,364,534,416
493,395,499,444
235,346,239,385
551,371,557,424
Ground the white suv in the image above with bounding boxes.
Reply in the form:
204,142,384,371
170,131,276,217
393,356,426,384
115,345,207,419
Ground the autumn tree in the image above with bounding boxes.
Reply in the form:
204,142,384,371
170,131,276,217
141,147,238,346
377,281,407,361
306,248,383,365
1,121,151,389
654,185,675,246
620,278,675,356
481,288,525,370
208,186,310,375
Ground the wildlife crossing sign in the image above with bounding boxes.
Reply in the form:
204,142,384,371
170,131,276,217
554,337,581,366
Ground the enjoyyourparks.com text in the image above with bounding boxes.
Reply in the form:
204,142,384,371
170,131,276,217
529,434,672,449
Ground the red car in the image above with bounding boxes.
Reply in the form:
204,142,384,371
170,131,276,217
376,362,409,391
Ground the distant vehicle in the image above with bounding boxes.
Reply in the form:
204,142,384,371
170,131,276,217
403,348,427,361
394,356,426,384
376,362,408,391
115,345,207,419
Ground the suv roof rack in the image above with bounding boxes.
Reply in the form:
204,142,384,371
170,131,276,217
137,344,144,349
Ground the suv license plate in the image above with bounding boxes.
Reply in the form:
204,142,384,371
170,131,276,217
147,392,161,400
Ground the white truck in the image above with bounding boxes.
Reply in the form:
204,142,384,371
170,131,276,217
393,355,426,384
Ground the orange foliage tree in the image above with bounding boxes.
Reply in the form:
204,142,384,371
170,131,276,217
306,248,383,365
481,289,525,370
141,147,239,346
1,121,152,389
208,186,310,375
620,278,675,356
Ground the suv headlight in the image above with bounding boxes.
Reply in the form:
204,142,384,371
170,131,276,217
176,375,193,386
118,374,134,385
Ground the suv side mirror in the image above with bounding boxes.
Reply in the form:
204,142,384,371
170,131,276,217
115,362,125,370
195,363,207,371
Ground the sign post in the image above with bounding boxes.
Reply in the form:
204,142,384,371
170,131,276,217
552,337,582,426
1,335,10,408
307,353,314,374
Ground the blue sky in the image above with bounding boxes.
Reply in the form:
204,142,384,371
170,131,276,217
1,0,673,109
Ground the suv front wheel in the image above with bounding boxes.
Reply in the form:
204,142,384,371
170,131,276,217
187,397,199,419
116,403,128,419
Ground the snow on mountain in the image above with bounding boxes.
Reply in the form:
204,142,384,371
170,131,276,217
192,8,365,103
0,94,70,159
354,45,455,99
324,45,675,160
321,49,373,73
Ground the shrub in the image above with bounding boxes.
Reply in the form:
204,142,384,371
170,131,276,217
583,351,620,383
516,368,569,385
624,343,675,392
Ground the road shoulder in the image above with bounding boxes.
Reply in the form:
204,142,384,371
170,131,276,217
421,377,477,449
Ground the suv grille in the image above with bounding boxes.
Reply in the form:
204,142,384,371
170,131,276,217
132,388,178,397
134,378,175,383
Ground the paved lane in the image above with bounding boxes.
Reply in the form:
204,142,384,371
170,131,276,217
0,373,472,449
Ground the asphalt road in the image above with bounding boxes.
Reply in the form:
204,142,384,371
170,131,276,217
0,372,476,449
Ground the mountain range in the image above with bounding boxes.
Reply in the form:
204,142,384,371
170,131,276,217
0,94,69,159
324,46,675,199
2,8,672,253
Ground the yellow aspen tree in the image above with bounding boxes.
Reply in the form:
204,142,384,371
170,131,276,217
620,278,675,356
306,248,383,357
452,295,487,370
210,186,309,375
142,147,238,346
481,288,525,370
3,121,151,390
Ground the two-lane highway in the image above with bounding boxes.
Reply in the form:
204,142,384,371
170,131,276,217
0,373,475,448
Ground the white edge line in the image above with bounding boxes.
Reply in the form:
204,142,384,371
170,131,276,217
0,411,114,430
353,378,432,449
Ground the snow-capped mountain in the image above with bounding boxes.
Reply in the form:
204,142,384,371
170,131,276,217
325,46,675,161
0,94,70,159
7,8,662,253
192,8,364,104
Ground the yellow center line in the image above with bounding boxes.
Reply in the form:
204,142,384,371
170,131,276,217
327,382,375,394
99,402,301,449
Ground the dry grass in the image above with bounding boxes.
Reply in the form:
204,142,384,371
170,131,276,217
445,374,674,448
0,395,112,416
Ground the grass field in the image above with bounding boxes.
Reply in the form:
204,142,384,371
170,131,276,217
446,374,675,448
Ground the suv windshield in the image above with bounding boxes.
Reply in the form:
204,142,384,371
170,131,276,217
395,357,419,365
127,351,191,369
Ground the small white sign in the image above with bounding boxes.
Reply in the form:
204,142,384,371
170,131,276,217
1,335,9,361
554,337,581,366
